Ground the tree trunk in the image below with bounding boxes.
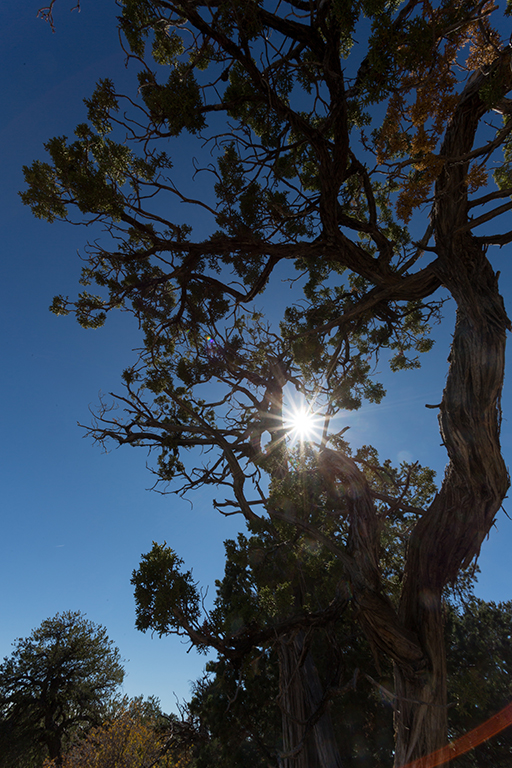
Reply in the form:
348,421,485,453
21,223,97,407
391,54,512,765
278,633,319,768
393,591,447,767
278,631,343,768
394,236,510,766
44,721,63,767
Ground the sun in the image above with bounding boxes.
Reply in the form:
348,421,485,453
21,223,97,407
285,404,322,443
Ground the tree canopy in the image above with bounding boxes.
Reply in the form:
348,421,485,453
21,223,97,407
0,610,124,767
24,1,512,765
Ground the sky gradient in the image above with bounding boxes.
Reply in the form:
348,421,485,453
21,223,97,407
1,1,512,715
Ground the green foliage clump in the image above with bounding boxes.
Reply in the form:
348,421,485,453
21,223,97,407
138,67,206,136
132,543,201,638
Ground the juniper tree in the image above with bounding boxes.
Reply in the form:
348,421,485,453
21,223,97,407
24,1,512,765
162,465,512,768
0,611,124,767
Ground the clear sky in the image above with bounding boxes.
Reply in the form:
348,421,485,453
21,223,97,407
1,1,511,716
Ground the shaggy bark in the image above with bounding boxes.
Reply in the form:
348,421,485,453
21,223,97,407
393,239,510,766
278,632,343,768
392,55,512,767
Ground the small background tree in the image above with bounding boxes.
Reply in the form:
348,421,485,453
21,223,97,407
0,610,124,767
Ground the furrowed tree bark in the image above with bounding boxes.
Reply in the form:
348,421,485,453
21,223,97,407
394,234,510,767
393,54,512,765
279,634,324,768
278,631,343,768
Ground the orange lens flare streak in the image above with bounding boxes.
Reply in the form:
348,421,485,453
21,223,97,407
400,702,512,768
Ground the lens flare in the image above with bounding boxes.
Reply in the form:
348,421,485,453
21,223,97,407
400,701,512,768
285,404,322,443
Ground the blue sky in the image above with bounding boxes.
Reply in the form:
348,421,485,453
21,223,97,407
1,1,512,715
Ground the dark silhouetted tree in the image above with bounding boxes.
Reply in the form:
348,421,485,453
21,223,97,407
22,1,512,765
0,610,124,767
